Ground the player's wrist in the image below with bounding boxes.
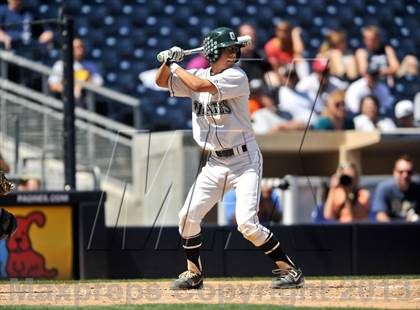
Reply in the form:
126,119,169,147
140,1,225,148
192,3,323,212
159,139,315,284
169,63,180,73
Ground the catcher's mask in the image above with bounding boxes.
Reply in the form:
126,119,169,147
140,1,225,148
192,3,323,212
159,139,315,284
203,27,244,64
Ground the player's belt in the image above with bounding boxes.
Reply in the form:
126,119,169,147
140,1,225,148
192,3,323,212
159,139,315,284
215,144,248,157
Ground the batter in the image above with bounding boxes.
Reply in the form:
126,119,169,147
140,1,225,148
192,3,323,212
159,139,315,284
156,27,304,290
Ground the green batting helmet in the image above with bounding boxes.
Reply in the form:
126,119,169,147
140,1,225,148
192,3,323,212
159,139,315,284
203,27,242,63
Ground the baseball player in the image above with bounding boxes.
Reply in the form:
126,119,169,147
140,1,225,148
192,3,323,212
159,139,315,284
156,27,304,290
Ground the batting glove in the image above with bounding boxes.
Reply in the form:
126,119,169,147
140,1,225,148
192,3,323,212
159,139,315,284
168,46,184,62
157,49,171,63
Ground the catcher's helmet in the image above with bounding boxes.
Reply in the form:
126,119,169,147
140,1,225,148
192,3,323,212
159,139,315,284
203,27,242,63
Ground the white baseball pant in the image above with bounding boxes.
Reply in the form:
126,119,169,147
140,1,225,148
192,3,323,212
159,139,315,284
178,140,271,247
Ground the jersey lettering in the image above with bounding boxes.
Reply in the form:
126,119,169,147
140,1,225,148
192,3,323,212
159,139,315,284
193,100,232,116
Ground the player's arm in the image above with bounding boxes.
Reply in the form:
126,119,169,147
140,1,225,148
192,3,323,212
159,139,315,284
155,62,172,88
172,66,217,94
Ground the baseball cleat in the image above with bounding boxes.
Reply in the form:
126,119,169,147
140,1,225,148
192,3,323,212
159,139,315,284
170,270,203,290
271,267,304,289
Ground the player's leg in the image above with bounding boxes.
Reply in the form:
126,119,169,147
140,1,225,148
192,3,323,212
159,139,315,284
233,156,304,289
172,163,230,290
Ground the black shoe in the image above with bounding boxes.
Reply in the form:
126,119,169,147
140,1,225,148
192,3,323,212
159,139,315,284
170,270,203,290
271,267,304,289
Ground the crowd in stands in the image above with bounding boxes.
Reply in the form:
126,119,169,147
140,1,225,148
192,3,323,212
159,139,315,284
236,21,419,134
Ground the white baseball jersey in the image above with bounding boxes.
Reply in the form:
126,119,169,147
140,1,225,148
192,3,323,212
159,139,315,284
168,65,255,151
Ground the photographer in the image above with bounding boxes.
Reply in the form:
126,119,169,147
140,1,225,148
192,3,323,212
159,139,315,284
323,162,370,223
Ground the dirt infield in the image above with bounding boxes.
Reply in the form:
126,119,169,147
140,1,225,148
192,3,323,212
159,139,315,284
0,278,419,308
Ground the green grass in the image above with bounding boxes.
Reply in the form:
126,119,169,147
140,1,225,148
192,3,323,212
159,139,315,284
0,306,386,310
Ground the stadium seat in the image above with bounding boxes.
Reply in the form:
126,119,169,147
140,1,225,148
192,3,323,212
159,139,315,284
105,0,121,15
87,29,106,48
65,0,83,14
148,0,166,15
131,6,150,27
89,6,108,28
270,0,286,14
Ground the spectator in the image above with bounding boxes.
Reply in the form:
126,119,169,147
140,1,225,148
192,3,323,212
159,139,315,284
373,155,420,222
397,54,419,77
17,177,40,191
251,78,306,134
278,68,318,126
0,0,53,51
48,38,103,103
0,152,10,173
317,30,358,81
355,26,399,82
248,78,276,117
353,95,396,131
224,183,282,225
345,63,394,115
237,23,271,84
264,21,308,86
323,162,370,223
296,58,348,114
394,100,419,128
313,90,354,130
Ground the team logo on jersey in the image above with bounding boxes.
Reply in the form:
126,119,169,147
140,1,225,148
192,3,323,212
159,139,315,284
193,100,232,116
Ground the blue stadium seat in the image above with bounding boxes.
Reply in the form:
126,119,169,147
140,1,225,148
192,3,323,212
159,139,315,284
148,0,165,15
89,6,108,28
256,7,275,27
189,0,205,14
293,7,313,28
24,0,40,11
375,7,394,25
87,29,106,48
393,76,420,101
101,50,119,70
106,0,121,15
116,39,134,59
131,6,150,27
62,0,82,15
309,0,326,14
173,8,192,27
270,0,286,14
114,72,136,93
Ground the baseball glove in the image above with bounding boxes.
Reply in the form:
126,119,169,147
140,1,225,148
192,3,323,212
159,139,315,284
0,171,15,196
0,171,17,240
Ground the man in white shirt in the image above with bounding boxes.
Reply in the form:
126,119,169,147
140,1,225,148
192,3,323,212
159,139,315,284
345,64,393,115
296,58,347,114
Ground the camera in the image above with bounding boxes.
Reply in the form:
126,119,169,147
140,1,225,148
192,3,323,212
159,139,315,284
339,174,353,187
